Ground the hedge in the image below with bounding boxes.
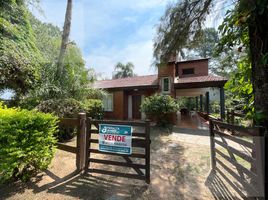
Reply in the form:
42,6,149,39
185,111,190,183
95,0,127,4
0,102,58,183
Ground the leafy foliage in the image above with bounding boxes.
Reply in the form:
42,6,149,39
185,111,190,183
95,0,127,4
141,94,179,126
82,99,104,120
177,97,196,111
21,15,95,103
36,98,83,118
0,102,58,183
0,0,42,96
113,62,136,79
154,0,213,64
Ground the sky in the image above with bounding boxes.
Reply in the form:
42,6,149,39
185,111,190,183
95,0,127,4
1,0,230,99
29,0,226,79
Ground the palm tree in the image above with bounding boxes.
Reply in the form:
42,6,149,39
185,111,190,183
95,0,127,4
56,0,72,79
113,62,135,79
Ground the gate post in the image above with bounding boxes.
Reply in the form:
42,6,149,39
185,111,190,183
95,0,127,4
209,120,216,170
76,113,87,172
252,127,265,198
145,119,150,184
85,117,92,170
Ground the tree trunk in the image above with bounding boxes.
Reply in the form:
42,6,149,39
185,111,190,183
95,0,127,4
248,2,268,198
56,0,72,79
248,5,268,127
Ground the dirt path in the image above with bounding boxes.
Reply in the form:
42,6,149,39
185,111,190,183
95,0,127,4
0,127,243,200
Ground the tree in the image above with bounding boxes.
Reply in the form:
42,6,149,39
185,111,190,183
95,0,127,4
18,14,94,108
56,0,72,79
153,0,213,64
0,0,42,97
189,27,219,58
113,62,136,79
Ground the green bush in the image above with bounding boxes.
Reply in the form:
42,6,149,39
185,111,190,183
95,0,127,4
36,98,104,141
36,98,83,118
141,94,179,126
0,102,58,183
36,98,83,141
82,99,104,120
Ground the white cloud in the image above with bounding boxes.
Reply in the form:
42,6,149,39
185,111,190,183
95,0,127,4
85,39,157,79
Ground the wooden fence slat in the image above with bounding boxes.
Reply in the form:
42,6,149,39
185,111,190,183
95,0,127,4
216,167,248,199
210,120,216,170
145,119,150,184
91,119,146,126
211,120,258,136
57,143,78,154
215,149,258,180
89,149,146,158
90,129,99,134
59,118,80,126
213,129,254,149
216,158,259,196
214,139,254,163
123,156,145,176
89,158,146,169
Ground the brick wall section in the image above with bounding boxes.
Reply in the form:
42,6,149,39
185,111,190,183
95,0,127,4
104,90,124,120
157,62,176,97
177,59,208,78
158,62,176,78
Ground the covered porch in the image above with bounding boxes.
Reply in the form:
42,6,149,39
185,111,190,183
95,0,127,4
174,75,227,129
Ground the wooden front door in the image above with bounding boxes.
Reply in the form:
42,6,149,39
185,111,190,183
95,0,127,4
132,95,141,119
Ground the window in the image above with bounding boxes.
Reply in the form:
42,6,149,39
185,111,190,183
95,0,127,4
162,77,170,93
103,93,113,111
182,68,194,75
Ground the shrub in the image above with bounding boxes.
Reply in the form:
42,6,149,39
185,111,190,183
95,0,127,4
82,99,104,120
0,102,58,183
141,94,179,126
36,98,83,141
36,98,83,118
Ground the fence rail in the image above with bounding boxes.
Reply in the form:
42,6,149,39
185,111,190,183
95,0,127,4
209,119,265,198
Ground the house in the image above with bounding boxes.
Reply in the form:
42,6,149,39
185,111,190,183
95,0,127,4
94,58,228,122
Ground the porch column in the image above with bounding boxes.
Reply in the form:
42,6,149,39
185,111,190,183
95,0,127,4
195,96,199,111
200,94,203,112
205,91,210,115
220,87,225,120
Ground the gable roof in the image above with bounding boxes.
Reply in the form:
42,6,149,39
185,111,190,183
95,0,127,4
94,75,159,90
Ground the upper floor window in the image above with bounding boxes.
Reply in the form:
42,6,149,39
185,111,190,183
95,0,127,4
182,68,194,75
103,93,113,111
162,77,170,93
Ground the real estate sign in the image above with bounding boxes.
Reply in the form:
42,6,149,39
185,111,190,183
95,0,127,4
99,124,132,155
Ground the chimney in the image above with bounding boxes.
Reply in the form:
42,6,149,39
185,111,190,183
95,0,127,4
168,53,177,63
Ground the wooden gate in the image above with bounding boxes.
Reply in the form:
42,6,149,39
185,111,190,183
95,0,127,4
57,113,87,171
209,119,265,198
85,119,151,183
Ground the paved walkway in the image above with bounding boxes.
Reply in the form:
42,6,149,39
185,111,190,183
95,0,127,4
176,112,209,130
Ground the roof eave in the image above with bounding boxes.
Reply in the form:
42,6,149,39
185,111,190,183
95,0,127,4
96,85,159,91
174,80,228,89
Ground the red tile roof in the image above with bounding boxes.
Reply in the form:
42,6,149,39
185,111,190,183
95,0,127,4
176,75,228,84
94,75,159,89
94,74,227,89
